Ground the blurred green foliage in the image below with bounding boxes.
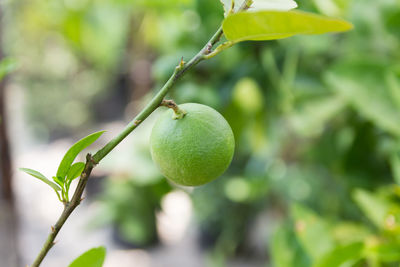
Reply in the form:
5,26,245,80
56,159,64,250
5,0,400,266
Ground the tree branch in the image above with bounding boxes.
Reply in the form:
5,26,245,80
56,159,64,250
30,21,224,267
30,1,254,265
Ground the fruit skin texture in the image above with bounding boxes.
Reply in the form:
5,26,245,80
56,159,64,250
150,103,235,186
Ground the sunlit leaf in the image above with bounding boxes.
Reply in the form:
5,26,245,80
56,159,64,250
20,168,61,192
313,242,364,267
223,10,353,42
353,189,390,229
326,62,400,137
68,246,106,267
289,95,347,137
53,176,64,187
67,162,85,181
0,58,17,80
271,223,311,267
56,131,105,182
291,204,334,260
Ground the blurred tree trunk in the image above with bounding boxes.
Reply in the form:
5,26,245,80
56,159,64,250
0,5,19,267
93,14,153,122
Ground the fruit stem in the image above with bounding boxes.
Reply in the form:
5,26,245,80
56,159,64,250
160,99,187,120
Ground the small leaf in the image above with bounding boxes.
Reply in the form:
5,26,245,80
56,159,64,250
68,246,106,267
53,176,64,187
20,168,61,192
0,58,17,80
67,162,85,181
56,131,105,182
222,10,353,42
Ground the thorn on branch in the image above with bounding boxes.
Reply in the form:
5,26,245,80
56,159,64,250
51,226,55,233
176,57,186,71
134,120,142,126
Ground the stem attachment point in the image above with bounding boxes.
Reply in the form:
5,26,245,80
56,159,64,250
160,99,187,120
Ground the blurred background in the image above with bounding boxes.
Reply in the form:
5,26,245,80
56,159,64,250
1,0,400,266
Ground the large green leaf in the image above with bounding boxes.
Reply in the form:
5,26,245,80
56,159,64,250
222,10,353,42
68,246,106,267
313,242,364,267
353,189,390,229
291,204,334,261
56,131,105,182
20,168,61,192
271,223,311,267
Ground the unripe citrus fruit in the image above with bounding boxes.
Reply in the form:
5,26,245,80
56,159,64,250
150,103,235,186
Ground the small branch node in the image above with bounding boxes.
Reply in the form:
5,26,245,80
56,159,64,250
176,57,186,71
206,43,213,54
50,226,55,233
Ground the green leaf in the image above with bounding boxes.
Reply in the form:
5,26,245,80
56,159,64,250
222,10,353,42
68,246,106,267
353,189,390,229
313,242,364,267
271,223,311,267
53,176,64,187
67,162,85,181
391,151,400,185
20,168,61,192
325,61,400,137
289,95,347,137
0,58,17,80
56,131,105,182
291,204,335,261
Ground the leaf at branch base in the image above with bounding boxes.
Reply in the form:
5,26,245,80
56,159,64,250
56,131,105,182
68,246,106,267
19,168,61,192
222,10,353,42
53,176,64,187
67,162,85,181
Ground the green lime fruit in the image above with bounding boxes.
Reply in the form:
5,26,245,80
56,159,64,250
150,103,235,186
